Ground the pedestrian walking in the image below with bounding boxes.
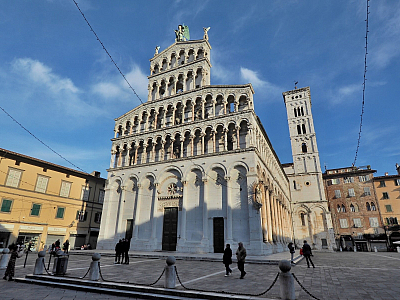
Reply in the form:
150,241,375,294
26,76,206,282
288,242,295,263
223,244,232,276
123,238,130,264
63,240,70,254
3,244,24,281
302,240,315,268
115,240,122,264
236,242,247,279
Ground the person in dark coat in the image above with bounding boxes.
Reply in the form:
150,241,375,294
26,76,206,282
115,240,122,264
223,244,232,276
236,242,247,279
123,239,130,264
3,244,24,281
288,242,295,263
120,239,126,263
302,240,315,268
55,239,61,250
63,240,70,254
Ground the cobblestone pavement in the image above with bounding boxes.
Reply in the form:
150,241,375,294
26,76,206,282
1,251,400,299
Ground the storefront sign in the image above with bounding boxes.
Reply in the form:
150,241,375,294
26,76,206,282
47,227,67,233
0,224,15,232
19,225,44,232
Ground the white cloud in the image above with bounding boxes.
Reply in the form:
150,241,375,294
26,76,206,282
240,67,282,101
327,83,362,105
91,64,148,104
12,58,80,94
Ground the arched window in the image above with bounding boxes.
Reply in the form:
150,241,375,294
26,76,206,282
366,202,371,211
302,124,306,134
350,204,355,212
297,107,301,116
300,213,306,226
294,108,297,117
341,204,346,212
297,125,302,134
337,205,341,212
302,143,307,153
371,202,376,211
301,106,304,116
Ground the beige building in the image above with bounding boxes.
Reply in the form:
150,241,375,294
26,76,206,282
373,164,400,247
0,148,105,251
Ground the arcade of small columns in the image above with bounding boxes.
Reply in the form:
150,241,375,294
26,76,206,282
149,66,209,101
257,182,293,245
114,91,253,139
111,119,251,169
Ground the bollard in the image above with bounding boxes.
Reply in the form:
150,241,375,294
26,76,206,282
339,246,342,252
354,247,357,252
278,260,296,300
164,256,176,289
0,248,10,270
374,246,377,252
33,250,46,275
397,246,400,253
88,253,101,281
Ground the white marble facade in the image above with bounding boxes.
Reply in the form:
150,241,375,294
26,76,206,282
97,30,293,255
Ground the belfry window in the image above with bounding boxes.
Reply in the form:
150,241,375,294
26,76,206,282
297,125,301,134
302,124,306,134
294,108,297,117
301,143,307,153
300,213,306,226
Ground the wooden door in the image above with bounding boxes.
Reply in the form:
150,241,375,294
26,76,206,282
213,217,224,253
162,207,178,251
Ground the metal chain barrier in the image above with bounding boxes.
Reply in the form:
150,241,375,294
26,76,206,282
175,266,280,297
41,257,90,279
292,273,320,300
98,261,165,286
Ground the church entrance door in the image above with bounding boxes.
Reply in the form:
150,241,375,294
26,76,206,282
213,217,224,253
162,207,178,251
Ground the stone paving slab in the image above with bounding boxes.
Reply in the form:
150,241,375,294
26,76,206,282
1,251,400,299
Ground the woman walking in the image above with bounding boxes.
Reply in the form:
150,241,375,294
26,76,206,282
3,244,24,281
223,244,232,276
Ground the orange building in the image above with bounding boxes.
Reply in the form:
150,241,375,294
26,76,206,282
0,148,105,251
323,166,386,251
373,164,400,248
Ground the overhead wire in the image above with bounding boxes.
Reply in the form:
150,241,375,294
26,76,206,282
352,0,370,167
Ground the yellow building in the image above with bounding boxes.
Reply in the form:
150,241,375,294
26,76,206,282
0,148,105,251
373,164,400,247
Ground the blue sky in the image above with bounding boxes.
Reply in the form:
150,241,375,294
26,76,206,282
0,0,399,178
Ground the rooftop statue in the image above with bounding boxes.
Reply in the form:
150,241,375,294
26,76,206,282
203,27,210,40
175,24,190,42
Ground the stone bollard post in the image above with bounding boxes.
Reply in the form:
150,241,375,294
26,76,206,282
339,246,342,252
278,260,296,300
397,246,400,253
374,246,378,252
354,247,357,252
0,248,10,270
164,256,176,289
88,253,101,281
33,250,46,275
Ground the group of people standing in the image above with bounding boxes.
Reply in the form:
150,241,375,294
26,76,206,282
288,240,315,268
114,238,130,264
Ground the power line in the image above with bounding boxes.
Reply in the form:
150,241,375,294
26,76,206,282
72,0,143,104
352,0,370,167
0,105,87,173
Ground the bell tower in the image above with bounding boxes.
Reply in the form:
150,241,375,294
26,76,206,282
283,87,334,250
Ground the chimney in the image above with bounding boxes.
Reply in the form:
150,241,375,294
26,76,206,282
385,172,389,176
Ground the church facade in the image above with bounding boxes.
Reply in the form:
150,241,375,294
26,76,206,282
97,28,294,255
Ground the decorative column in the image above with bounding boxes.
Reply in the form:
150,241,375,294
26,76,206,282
150,182,158,243
134,146,139,165
201,179,209,245
270,194,277,242
132,184,141,240
201,133,205,155
201,100,205,119
190,135,194,156
110,150,116,168
212,97,216,117
180,139,184,158
154,113,158,130
261,185,269,242
180,180,188,242
172,106,176,126
265,188,273,243
125,146,132,166
161,140,166,161
277,201,284,244
151,142,156,162
212,130,216,153
192,104,195,121
162,109,167,128
236,126,240,149
147,84,152,102
225,176,233,245
223,129,228,151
